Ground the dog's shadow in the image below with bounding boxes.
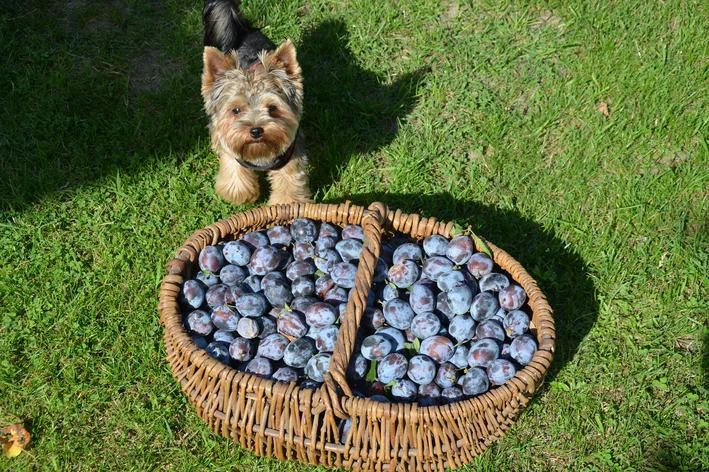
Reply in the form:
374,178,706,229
327,191,599,385
296,20,427,193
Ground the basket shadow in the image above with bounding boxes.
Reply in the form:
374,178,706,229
0,0,205,212
297,20,427,195
328,191,599,384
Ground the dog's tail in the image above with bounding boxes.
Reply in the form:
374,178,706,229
203,0,250,52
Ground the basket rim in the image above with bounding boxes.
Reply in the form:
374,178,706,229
159,201,555,422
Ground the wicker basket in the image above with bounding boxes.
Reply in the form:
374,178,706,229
158,201,555,471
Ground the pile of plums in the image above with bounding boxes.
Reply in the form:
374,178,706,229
179,218,538,407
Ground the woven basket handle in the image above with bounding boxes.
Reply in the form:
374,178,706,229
323,202,387,415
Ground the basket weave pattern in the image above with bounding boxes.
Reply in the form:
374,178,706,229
158,202,555,471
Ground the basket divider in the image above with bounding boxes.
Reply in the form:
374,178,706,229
323,203,388,416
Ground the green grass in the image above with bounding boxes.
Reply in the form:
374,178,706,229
1,0,708,470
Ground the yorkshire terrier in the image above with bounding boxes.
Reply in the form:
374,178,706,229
201,0,312,205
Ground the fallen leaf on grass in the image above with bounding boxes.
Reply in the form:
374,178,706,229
1,424,30,458
597,102,610,117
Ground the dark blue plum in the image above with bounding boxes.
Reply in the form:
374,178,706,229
487,359,517,386
510,334,537,366
422,256,454,281
377,353,409,385
187,310,213,336
314,324,339,353
436,292,455,321
372,259,389,283
318,222,340,239
191,335,208,349
199,245,225,273
237,317,261,339
418,382,441,406
235,293,268,317
423,235,449,257
330,262,358,289
363,307,386,331
335,239,363,262
213,330,236,344
283,337,317,368
264,279,293,308
291,296,319,313
304,302,337,328
445,236,473,265
440,386,464,404
448,284,473,315
315,236,337,253
324,286,348,305
475,319,506,342
242,231,270,249
361,334,392,361
222,240,252,266
499,284,527,311
382,284,400,302
211,305,240,331
392,243,422,264
196,271,219,288
407,355,437,385
258,314,277,339
467,252,494,278
347,352,368,380
436,270,465,292
219,264,247,286
293,242,315,261
181,280,205,309
467,339,500,368
206,342,230,364
419,336,454,363
383,298,415,330
249,246,281,275
503,310,530,338
315,274,336,298
391,379,418,402
341,225,364,240
229,337,255,362
449,345,469,369
243,275,262,292
292,275,315,298
409,283,435,315
460,368,489,395
387,260,420,288
448,314,476,343
257,333,290,360
434,362,458,388
286,260,316,281
267,225,293,246
305,353,331,382
470,292,500,321
290,218,318,244
261,271,287,290
410,312,441,340
314,249,342,274
277,310,308,338
478,273,510,293
272,367,299,383
245,356,273,378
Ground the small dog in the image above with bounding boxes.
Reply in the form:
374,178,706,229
201,0,312,205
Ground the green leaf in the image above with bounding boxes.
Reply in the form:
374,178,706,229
412,338,421,351
472,232,493,259
365,360,377,382
450,223,464,237
314,269,325,278
283,303,292,312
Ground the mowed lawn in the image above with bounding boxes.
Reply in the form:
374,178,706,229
1,0,708,470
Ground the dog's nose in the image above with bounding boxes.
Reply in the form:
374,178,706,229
250,127,264,139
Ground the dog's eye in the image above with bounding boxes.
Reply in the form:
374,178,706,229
232,108,242,116
268,105,277,114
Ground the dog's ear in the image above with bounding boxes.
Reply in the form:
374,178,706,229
202,46,238,98
264,40,302,84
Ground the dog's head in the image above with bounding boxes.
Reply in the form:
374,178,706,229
201,41,303,164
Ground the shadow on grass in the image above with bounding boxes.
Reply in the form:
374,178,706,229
329,191,599,383
0,0,206,212
297,20,427,195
